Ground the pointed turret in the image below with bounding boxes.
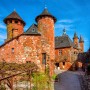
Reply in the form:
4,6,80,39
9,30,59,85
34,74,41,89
4,10,25,26
35,8,57,23
73,32,79,47
73,32,78,39
62,28,66,36
3,10,25,41
79,35,84,43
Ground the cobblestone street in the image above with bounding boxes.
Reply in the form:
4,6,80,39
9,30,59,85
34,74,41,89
54,70,84,90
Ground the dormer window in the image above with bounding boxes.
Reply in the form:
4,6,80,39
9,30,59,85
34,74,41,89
32,28,35,32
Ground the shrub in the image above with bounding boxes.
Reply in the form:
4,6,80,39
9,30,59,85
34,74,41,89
52,74,57,80
32,72,51,90
0,85,6,90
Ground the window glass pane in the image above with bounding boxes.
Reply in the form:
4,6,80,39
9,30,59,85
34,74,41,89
42,53,46,64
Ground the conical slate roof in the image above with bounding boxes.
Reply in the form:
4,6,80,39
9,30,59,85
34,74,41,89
41,8,52,15
35,8,56,23
73,32,78,39
79,35,84,42
4,11,25,26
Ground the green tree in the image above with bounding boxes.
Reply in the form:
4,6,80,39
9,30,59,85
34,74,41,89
32,72,51,90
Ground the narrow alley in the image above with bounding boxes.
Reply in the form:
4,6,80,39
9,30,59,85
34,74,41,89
54,70,84,90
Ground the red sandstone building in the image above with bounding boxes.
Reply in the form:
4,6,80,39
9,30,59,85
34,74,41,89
0,8,84,74
55,30,84,70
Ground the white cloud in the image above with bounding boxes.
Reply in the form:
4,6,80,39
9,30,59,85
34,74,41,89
0,23,6,29
58,19,73,23
0,23,6,43
55,19,75,32
55,24,73,30
84,38,89,42
0,34,6,39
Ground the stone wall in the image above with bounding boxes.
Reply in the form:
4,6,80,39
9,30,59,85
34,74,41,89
0,34,55,75
6,20,24,41
0,35,41,66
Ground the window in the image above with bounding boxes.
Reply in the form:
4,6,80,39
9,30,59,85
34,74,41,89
63,62,65,65
59,50,62,55
32,28,35,32
11,48,14,53
42,53,46,64
10,20,12,23
55,63,59,67
26,61,31,63
15,20,18,24
74,51,77,54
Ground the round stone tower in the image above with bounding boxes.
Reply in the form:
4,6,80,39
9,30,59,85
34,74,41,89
4,10,25,41
35,8,56,75
35,8,56,59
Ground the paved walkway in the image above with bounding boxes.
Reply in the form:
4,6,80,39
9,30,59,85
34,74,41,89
54,70,84,90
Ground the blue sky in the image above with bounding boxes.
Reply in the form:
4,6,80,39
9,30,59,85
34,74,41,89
0,0,90,51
